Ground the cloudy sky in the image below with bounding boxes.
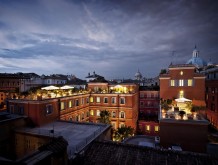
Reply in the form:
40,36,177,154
0,0,217,79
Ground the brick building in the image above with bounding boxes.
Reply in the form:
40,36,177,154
138,86,160,136
7,82,139,130
159,64,208,153
204,66,218,129
159,64,205,106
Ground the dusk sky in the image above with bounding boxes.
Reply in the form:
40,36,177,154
0,0,217,79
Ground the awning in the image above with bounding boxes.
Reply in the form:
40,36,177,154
175,97,192,102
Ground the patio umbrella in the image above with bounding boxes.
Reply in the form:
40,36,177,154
41,85,60,90
60,85,74,90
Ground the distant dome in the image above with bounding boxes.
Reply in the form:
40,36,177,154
135,69,142,80
186,46,207,68
207,59,214,66
186,57,207,68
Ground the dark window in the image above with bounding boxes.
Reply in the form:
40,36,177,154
46,105,53,115
75,99,79,106
104,97,108,103
120,98,125,104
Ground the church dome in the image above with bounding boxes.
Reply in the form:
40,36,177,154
135,69,142,80
186,46,207,68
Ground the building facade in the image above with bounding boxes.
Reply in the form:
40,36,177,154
159,64,205,106
7,82,139,130
159,64,208,153
204,66,218,129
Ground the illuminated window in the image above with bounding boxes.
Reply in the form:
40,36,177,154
90,97,94,103
111,97,116,104
154,126,159,132
104,97,108,103
120,97,125,104
188,79,193,86
68,101,72,108
180,71,183,75
120,111,125,118
96,97,101,103
97,110,100,116
146,125,150,132
112,111,116,118
179,91,184,98
90,110,94,116
60,102,65,110
170,80,175,86
179,79,184,86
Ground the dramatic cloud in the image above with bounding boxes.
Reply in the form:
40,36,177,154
0,0,217,79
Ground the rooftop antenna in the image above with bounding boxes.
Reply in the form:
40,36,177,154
171,50,176,64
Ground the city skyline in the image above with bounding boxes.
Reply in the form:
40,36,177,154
0,0,218,79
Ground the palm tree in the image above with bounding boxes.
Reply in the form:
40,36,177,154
97,110,111,124
114,126,134,142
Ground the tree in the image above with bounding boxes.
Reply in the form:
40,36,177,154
97,110,111,124
114,126,134,142
160,69,167,74
161,99,170,111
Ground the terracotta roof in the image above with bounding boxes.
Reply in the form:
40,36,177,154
82,141,218,165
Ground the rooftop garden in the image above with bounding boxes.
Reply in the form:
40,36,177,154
160,99,206,121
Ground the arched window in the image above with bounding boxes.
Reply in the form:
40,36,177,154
120,111,125,118
90,110,94,116
112,111,116,118
97,110,100,116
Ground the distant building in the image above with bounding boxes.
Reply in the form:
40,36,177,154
85,71,105,82
42,74,68,85
0,72,69,93
135,69,142,80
